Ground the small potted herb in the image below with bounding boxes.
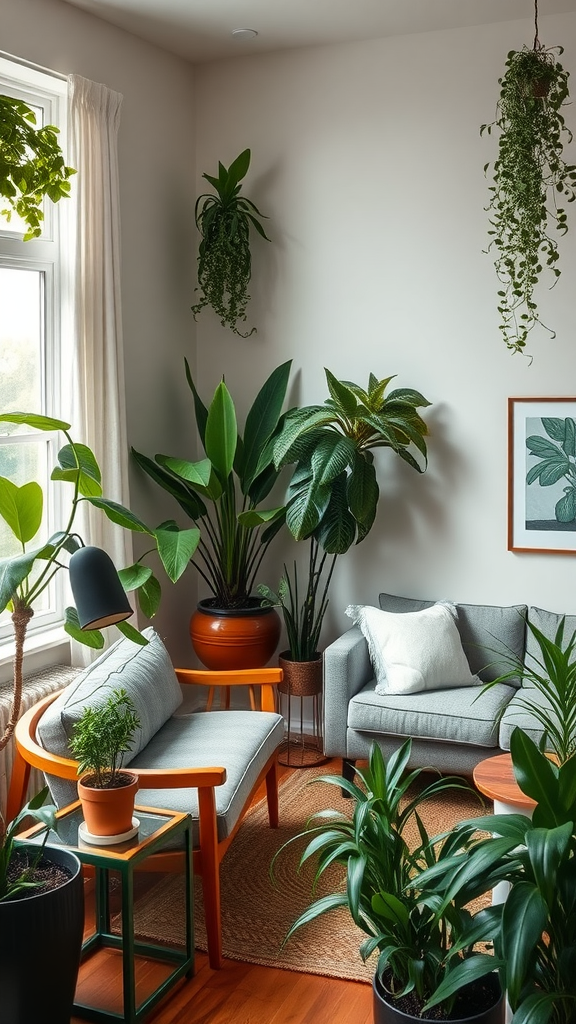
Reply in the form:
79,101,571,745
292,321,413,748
70,687,141,839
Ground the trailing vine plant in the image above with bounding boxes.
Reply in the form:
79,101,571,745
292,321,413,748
481,0,576,355
191,149,269,337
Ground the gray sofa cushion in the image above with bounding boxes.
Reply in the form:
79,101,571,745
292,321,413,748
499,687,559,751
133,710,284,844
348,679,516,748
38,627,183,772
379,593,526,687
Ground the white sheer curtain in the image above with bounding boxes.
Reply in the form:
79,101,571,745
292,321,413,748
64,74,134,661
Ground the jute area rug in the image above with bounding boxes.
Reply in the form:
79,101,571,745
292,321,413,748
126,765,491,983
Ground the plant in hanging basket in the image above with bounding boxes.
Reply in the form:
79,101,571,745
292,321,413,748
191,148,269,337
482,43,576,356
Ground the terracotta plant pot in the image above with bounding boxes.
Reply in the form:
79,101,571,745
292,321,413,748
190,599,281,670
78,769,138,837
373,970,505,1024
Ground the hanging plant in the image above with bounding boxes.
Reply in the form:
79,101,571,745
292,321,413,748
191,148,269,337
481,1,576,356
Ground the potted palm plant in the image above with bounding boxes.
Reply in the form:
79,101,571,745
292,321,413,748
69,686,141,840
481,2,576,356
191,148,269,337
0,412,197,754
132,359,292,669
0,788,84,1024
275,740,505,1023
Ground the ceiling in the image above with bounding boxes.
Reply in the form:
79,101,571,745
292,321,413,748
62,0,576,64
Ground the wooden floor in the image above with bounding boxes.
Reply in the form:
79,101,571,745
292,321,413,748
70,759,374,1024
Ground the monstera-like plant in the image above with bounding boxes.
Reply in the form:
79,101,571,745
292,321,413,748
191,149,269,337
482,10,576,356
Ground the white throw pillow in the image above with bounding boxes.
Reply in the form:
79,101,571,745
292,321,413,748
345,603,481,695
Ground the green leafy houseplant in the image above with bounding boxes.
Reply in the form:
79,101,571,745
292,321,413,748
132,359,291,609
69,687,140,789
420,728,576,1024
482,26,576,355
191,149,269,337
275,741,503,1020
0,94,75,239
0,787,59,901
258,539,336,662
0,412,198,753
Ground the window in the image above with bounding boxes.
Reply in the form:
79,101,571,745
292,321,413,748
0,57,70,642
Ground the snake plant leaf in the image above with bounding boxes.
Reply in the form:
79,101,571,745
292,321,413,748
154,522,200,583
63,606,105,649
51,442,103,497
0,412,71,431
205,381,237,482
0,478,42,543
241,359,291,492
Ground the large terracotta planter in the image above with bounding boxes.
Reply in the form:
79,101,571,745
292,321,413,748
78,769,138,837
0,844,84,1024
373,971,505,1024
190,599,281,670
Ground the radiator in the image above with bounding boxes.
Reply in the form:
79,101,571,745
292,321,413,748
0,665,80,820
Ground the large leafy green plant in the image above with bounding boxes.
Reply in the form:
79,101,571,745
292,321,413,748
0,412,198,752
132,360,291,609
482,39,576,355
191,149,269,337
420,728,576,1024
258,539,336,661
274,741,501,1017
0,95,75,239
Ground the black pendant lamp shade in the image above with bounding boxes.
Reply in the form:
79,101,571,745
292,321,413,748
69,545,133,630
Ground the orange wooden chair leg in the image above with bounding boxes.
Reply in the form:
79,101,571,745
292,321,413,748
198,787,223,970
6,749,32,822
206,687,215,712
265,758,279,829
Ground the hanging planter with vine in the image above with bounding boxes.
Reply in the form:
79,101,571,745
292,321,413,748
481,0,576,356
191,148,269,337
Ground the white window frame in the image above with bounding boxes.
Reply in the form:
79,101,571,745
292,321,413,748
0,56,71,649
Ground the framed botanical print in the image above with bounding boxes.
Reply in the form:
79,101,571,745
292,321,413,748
508,397,576,554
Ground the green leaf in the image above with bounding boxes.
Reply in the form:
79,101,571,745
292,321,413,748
347,457,379,541
502,881,548,1008
311,435,356,486
154,524,200,582
63,606,105,649
237,507,285,528
205,382,237,482
226,149,251,187
324,370,358,417
184,359,209,446
0,478,42,543
115,620,148,645
0,412,70,431
136,572,162,618
85,497,152,534
51,442,102,497
241,360,291,492
158,457,212,491
117,564,152,591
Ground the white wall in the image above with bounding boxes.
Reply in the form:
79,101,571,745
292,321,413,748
193,13,576,647
3,0,199,664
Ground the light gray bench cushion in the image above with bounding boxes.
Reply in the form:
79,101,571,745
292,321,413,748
378,593,526,687
348,679,516,748
499,688,558,751
133,710,284,844
37,627,183,773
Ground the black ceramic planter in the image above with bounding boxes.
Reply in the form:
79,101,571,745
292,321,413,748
0,844,84,1024
372,971,505,1024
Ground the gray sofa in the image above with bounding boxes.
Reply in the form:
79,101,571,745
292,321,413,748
323,593,576,777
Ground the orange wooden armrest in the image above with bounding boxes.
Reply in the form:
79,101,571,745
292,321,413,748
174,667,283,687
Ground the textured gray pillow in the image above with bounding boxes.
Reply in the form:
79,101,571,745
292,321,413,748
37,627,183,764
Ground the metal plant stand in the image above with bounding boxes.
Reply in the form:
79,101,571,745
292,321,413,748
277,653,328,768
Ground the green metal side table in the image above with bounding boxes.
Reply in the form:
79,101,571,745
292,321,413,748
21,801,194,1024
